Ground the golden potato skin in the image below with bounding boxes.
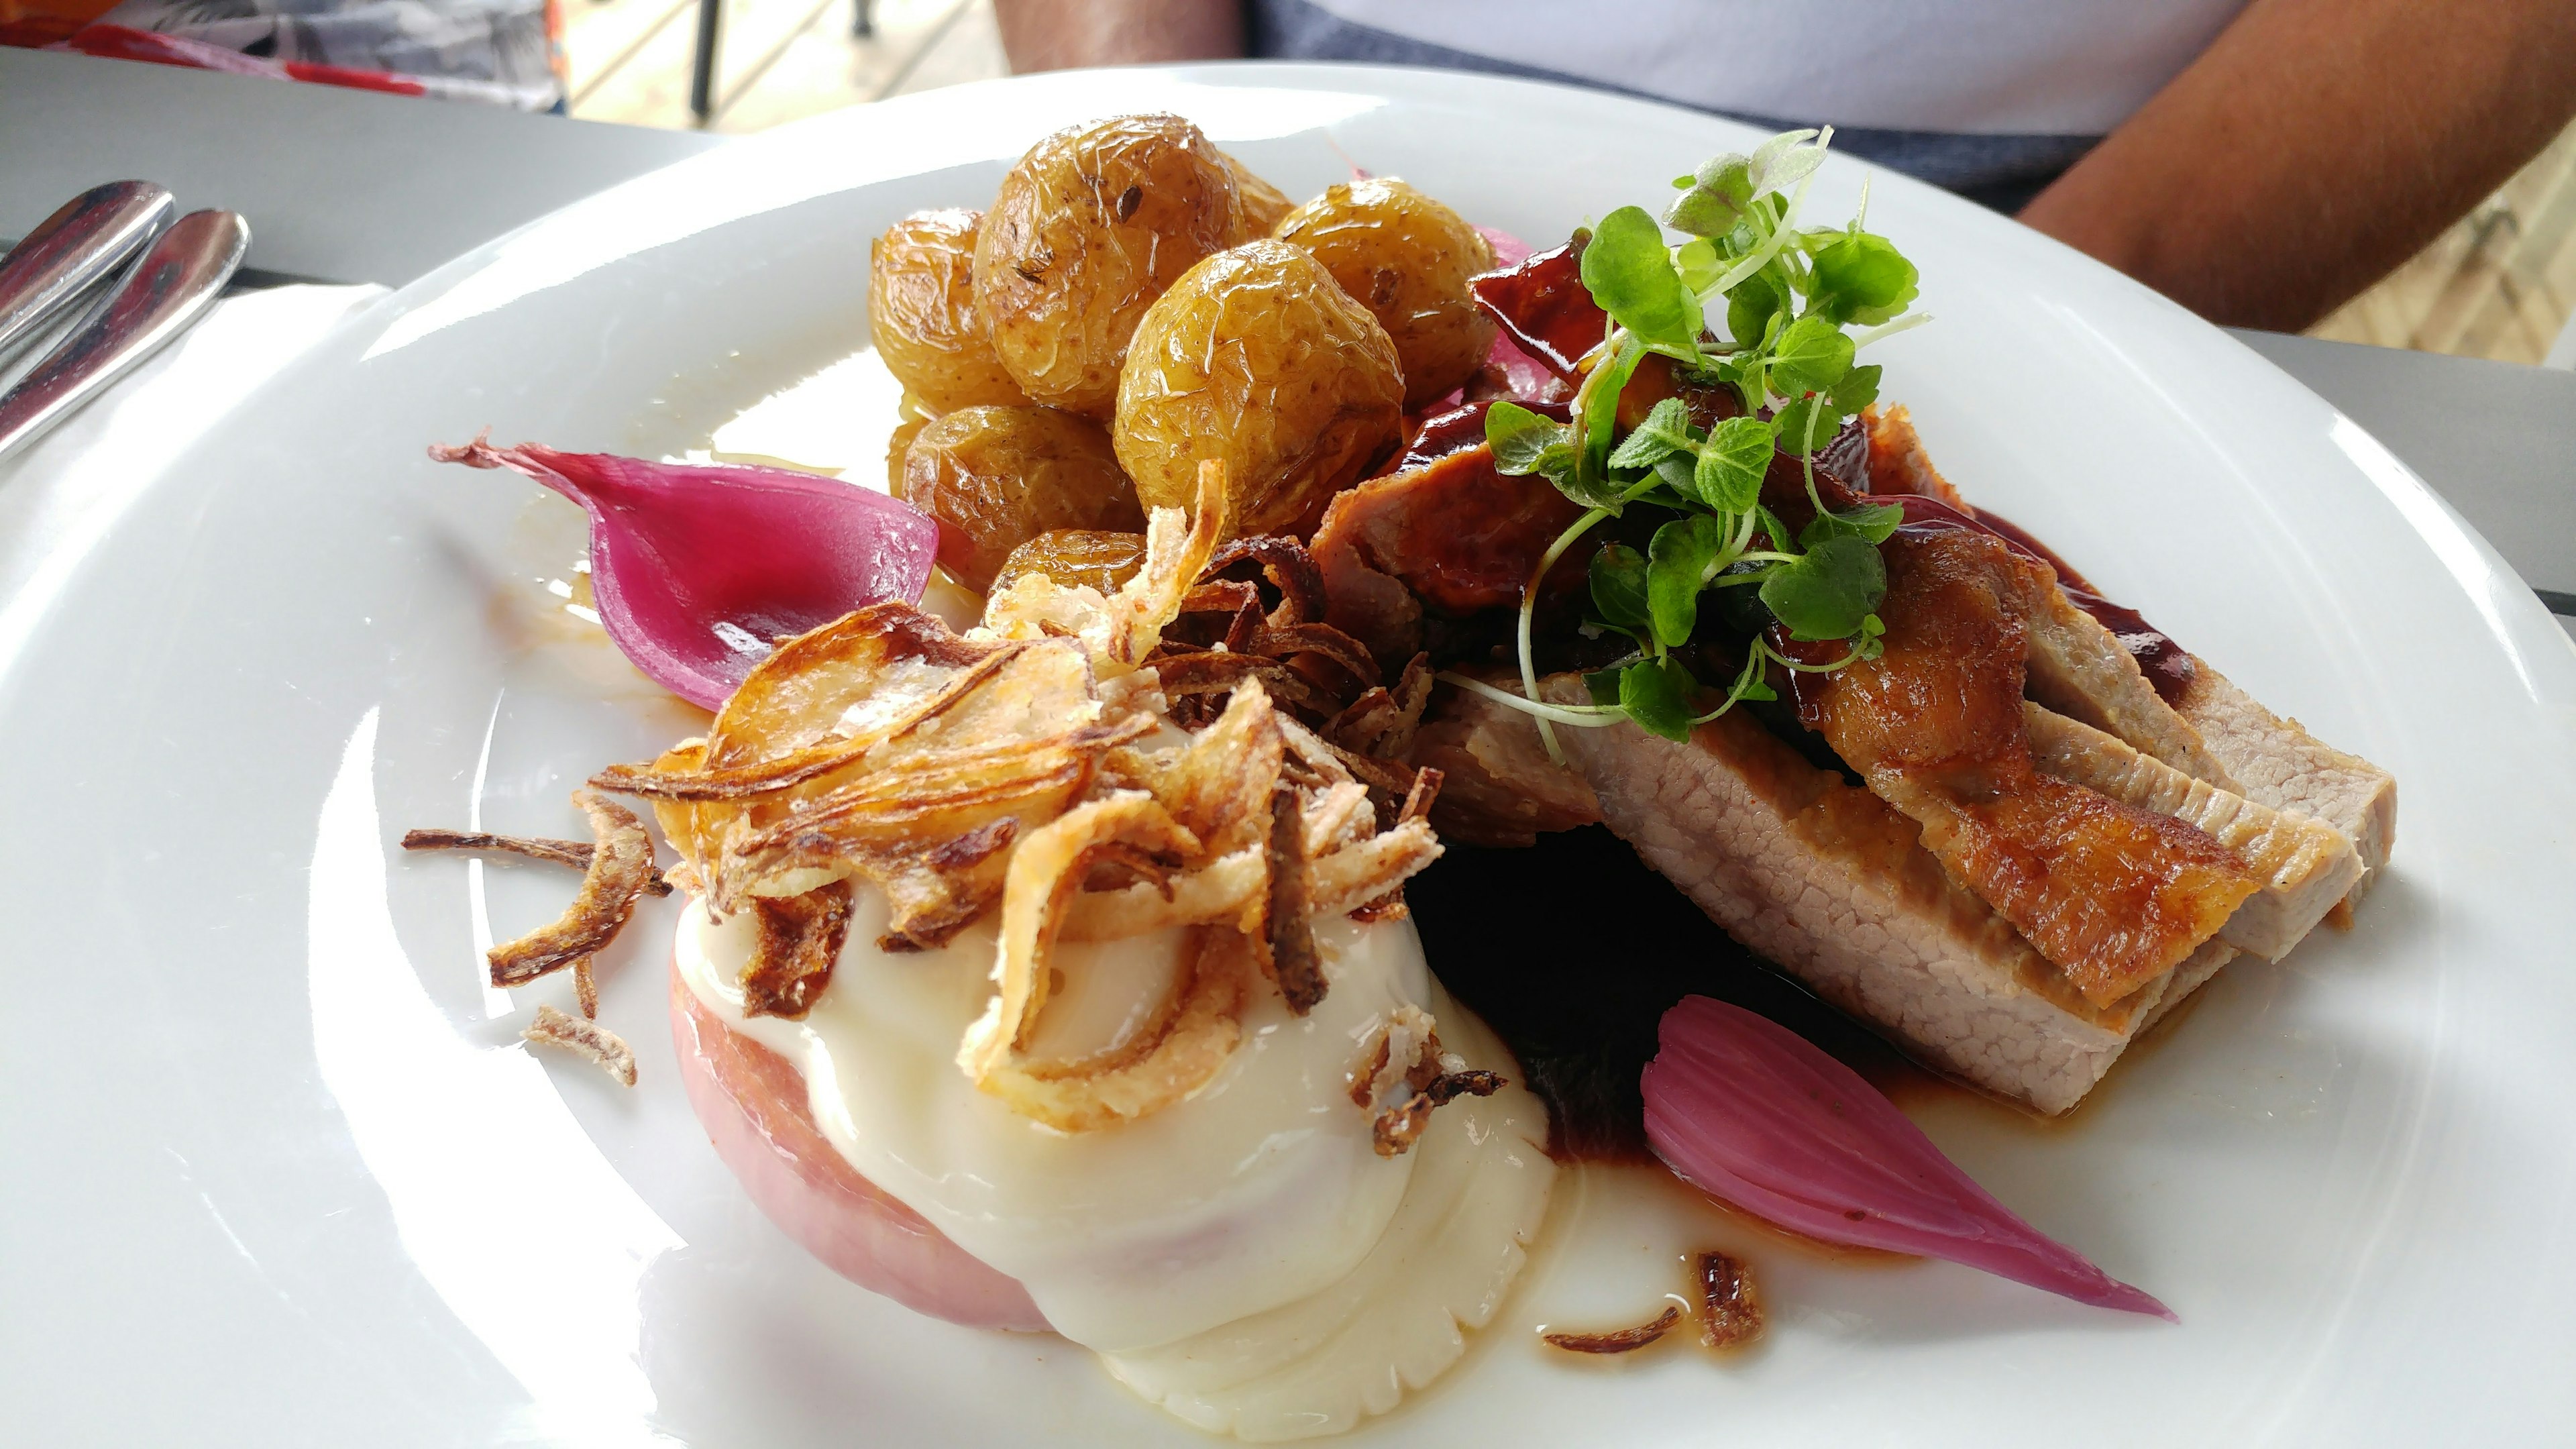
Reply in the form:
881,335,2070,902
992,529,1147,595
869,209,1030,413
973,115,1248,420
1273,178,1497,409
1222,150,1294,237
901,407,1146,590
1115,239,1405,539
885,415,928,496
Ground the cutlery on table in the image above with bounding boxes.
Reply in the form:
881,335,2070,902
0,182,176,367
0,209,250,469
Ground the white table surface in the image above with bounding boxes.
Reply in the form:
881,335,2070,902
5,45,2572,633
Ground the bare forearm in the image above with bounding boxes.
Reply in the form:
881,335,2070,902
2019,0,2576,331
992,0,1242,72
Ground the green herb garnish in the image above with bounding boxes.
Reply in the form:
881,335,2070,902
1460,127,1923,758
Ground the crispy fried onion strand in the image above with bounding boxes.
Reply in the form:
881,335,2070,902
596,615,1138,945
1202,533,1328,626
590,639,1035,803
1349,1003,1505,1157
400,828,674,896
1060,818,1442,942
742,879,855,1019
524,1003,639,1087
1263,782,1325,1013
982,466,1231,667
956,793,1252,1132
953,682,1445,1131
1541,1305,1684,1355
1150,535,1373,729
1108,462,1230,666
1324,651,1433,763
486,791,657,989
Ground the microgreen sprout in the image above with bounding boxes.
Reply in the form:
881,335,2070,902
1481,127,1924,755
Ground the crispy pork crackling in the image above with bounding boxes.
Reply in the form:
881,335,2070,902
1402,409,2394,1114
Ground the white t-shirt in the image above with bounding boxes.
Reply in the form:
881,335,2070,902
1267,0,2250,136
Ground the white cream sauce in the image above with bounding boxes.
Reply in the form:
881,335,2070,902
680,889,1426,1352
678,882,1557,1436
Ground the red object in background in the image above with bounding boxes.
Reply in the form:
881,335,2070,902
0,0,113,47
41,22,431,93
1,19,552,106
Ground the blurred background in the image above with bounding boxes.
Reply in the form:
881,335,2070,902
563,0,1002,131
563,0,2576,365
6,0,2574,363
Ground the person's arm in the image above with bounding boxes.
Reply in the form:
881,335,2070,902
992,0,1242,73
2020,0,2576,331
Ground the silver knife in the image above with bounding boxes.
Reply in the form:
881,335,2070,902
0,181,176,367
0,209,250,469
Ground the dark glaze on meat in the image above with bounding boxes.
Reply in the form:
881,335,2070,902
1318,442,1587,617
1398,402,1499,471
1468,237,1605,376
1880,496,2195,704
1397,396,1566,472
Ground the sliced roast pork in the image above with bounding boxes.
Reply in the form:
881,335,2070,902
1407,672,1601,847
1787,527,2259,1010
2023,703,2361,959
1865,406,2394,907
1538,679,2231,1114
1328,386,2392,1112
2171,667,2397,907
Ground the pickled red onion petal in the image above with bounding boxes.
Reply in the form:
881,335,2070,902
1484,333,1560,405
1475,225,1532,269
1466,226,1562,403
433,437,936,710
1642,996,2174,1320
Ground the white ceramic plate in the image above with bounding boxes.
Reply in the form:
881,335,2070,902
7,63,2575,1447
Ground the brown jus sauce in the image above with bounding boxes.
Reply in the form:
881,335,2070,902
1408,824,1935,1162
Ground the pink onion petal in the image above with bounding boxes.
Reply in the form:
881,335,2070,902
1477,225,1533,269
1484,331,1561,404
1466,225,1564,405
1642,996,2175,1320
433,436,936,710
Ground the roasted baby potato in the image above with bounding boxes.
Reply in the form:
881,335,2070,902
1115,239,1405,539
973,114,1248,419
869,209,1030,413
1273,178,1497,409
991,529,1148,595
1222,150,1294,237
885,415,928,495
901,406,1146,590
